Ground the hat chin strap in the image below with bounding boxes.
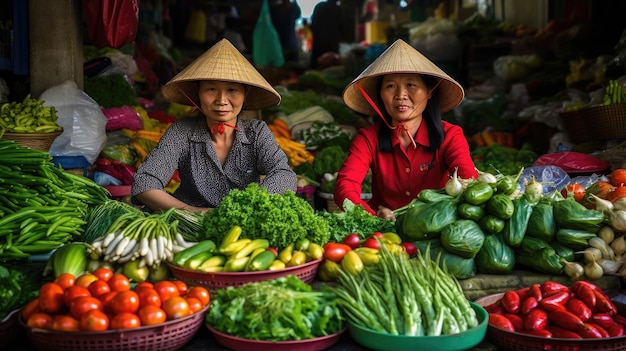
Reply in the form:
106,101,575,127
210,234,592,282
176,85,238,135
356,80,441,149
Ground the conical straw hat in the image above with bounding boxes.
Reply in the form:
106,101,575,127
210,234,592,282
343,39,464,114
162,39,281,110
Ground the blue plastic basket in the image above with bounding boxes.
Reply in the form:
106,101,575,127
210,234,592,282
52,156,91,176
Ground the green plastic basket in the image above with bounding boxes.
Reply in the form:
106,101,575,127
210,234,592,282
347,302,488,351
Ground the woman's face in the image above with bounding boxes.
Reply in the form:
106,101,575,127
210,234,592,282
380,73,429,125
198,80,246,122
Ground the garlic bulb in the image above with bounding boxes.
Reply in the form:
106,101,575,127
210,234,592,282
597,258,622,275
598,226,615,245
589,236,614,259
614,197,626,211
590,193,614,214
476,168,497,185
584,256,604,280
562,259,584,281
611,234,626,256
445,167,463,196
610,210,626,231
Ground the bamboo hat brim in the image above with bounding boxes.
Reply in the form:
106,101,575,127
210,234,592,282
343,39,464,114
161,39,281,110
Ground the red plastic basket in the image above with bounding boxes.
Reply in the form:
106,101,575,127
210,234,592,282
206,323,346,351
167,259,321,294
475,293,626,351
19,305,208,351
0,309,20,349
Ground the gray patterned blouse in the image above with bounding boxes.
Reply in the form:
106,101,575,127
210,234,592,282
131,116,297,207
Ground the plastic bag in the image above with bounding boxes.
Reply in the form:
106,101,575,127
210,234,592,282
532,151,610,175
84,0,140,49
518,165,570,194
40,80,108,164
253,0,284,67
102,106,144,131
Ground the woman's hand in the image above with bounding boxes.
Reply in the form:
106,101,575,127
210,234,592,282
376,206,395,221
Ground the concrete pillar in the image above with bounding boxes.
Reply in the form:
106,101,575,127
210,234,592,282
29,0,83,98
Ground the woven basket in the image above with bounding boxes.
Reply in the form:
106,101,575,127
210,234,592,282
583,103,626,140
20,305,208,351
559,109,591,143
1,129,63,151
168,259,321,295
475,293,626,351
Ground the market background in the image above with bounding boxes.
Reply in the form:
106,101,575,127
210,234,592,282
1,0,626,350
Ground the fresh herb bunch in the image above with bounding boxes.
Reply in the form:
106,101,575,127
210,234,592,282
0,265,40,319
205,275,343,341
84,74,137,108
312,145,348,180
202,183,330,249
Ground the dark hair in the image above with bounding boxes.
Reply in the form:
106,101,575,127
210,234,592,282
377,74,444,152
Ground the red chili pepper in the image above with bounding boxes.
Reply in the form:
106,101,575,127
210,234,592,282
489,313,515,331
608,323,625,337
577,323,603,338
588,322,610,338
524,308,549,331
501,290,521,314
484,303,503,314
565,298,592,322
591,313,617,329
570,281,596,308
515,287,530,302
522,329,552,338
614,314,626,326
594,290,617,315
530,283,543,302
540,281,569,296
549,309,585,331
539,290,570,312
521,296,538,315
503,313,524,332
547,325,582,339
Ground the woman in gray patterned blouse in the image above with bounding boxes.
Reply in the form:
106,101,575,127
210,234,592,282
132,39,296,213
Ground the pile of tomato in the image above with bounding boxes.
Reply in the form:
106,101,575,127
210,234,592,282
22,268,210,332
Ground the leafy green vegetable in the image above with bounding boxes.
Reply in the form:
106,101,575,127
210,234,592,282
312,145,347,179
205,275,343,341
0,264,40,319
319,199,396,242
84,74,138,108
202,183,330,249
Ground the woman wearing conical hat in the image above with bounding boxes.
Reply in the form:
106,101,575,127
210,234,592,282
334,39,477,220
132,39,296,213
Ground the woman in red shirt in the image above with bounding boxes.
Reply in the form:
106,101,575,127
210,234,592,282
335,39,477,220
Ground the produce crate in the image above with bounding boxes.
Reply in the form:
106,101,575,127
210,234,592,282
0,130,62,151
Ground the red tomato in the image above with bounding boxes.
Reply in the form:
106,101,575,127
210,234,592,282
63,286,92,307
609,186,626,203
153,281,180,302
75,273,98,288
110,290,140,314
22,298,41,321
172,280,188,295
110,312,141,329
400,242,417,257
162,296,191,320
92,267,114,282
137,305,167,326
108,274,131,292
70,296,104,319
99,291,118,314
50,314,80,331
608,169,626,187
361,238,381,250
323,242,352,263
186,287,210,307
39,282,65,314
341,233,361,249
88,279,111,298
137,288,162,308
370,232,384,239
561,183,586,203
134,281,154,293
186,297,203,314
54,273,76,290
27,312,53,329
79,309,109,332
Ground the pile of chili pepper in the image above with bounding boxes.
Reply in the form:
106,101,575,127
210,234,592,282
483,280,625,338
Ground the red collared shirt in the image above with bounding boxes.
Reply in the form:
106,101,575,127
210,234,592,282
334,120,477,215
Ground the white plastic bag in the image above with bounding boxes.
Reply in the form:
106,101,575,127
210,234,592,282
40,80,108,164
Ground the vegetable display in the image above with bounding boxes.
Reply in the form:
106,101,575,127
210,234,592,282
205,275,343,341
0,264,40,320
333,244,478,336
202,183,330,250
0,94,62,134
0,140,109,260
482,280,624,339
